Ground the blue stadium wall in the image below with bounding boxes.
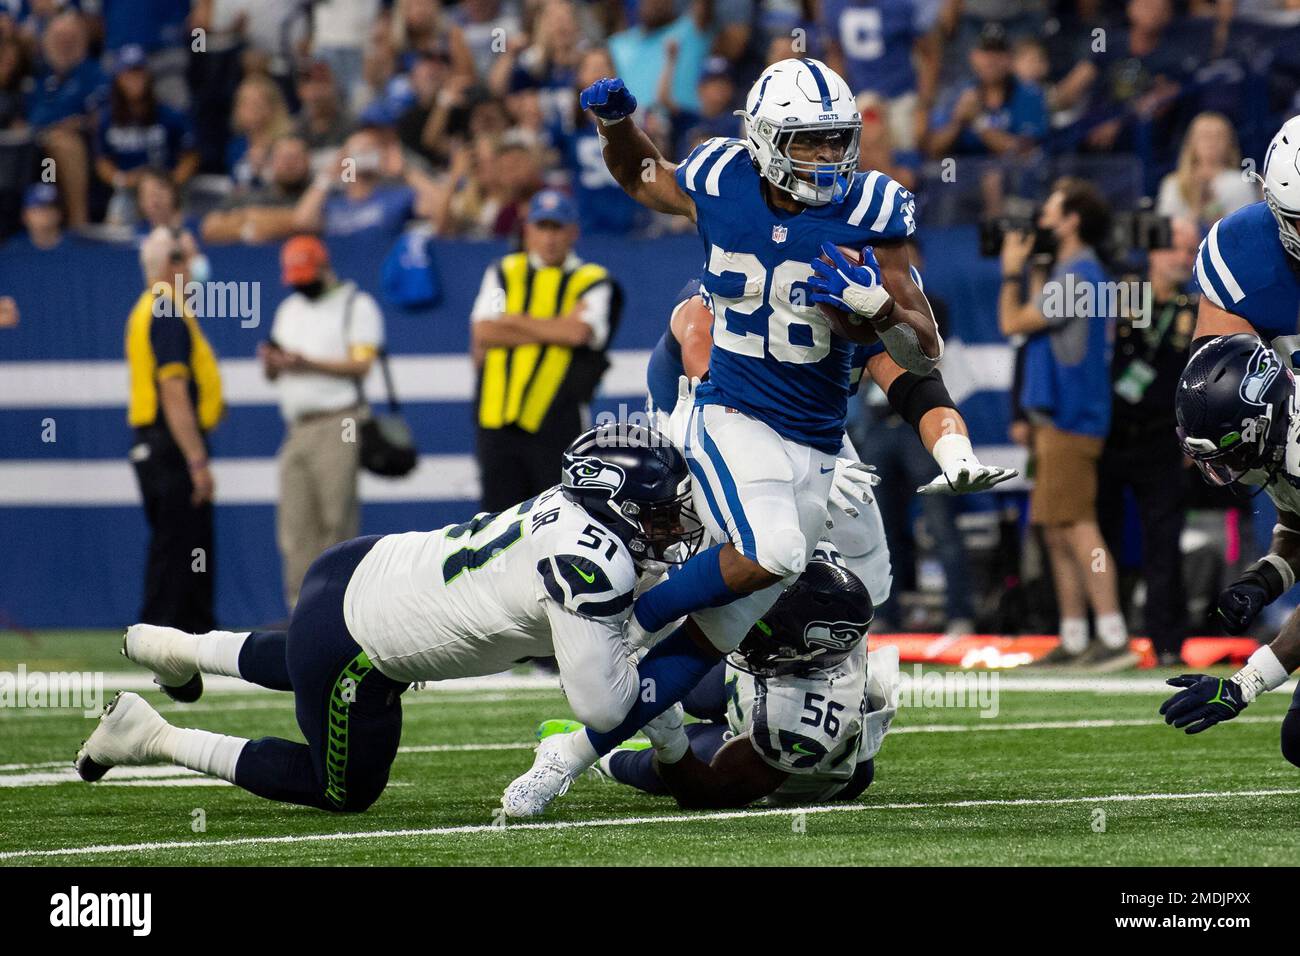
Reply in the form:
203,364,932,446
0,227,1015,628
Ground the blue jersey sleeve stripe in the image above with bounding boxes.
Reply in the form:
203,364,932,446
1205,221,1246,304
704,143,747,197
847,170,883,226
1194,248,1227,309
870,179,902,233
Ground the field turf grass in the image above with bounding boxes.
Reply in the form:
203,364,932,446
4,630,1300,866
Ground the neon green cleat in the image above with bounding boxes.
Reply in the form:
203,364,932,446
533,718,652,750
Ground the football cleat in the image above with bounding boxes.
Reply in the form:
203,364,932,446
535,718,585,741
75,692,170,782
123,623,204,702
501,733,585,818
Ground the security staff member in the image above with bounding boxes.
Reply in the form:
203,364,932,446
469,189,618,511
126,226,224,632
1098,220,1199,666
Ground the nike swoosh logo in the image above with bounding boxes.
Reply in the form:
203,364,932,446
792,743,815,756
819,464,835,474
571,564,596,584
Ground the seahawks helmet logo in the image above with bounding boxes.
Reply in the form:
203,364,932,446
804,619,868,651
1240,347,1282,406
563,457,625,496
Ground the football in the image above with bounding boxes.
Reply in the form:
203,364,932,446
816,244,884,345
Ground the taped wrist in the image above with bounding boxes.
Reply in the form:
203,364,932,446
1240,555,1296,604
1231,644,1291,702
885,369,956,430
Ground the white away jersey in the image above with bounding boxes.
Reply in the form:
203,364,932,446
724,643,899,803
675,137,916,454
343,486,636,682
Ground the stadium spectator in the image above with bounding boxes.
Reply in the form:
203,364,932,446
200,135,313,244
660,54,738,159
364,0,475,105
0,33,29,132
310,0,384,109
820,0,941,151
20,181,62,250
608,0,714,112
1098,217,1200,667
293,126,440,239
469,189,618,511
134,167,187,235
227,73,293,193
487,0,583,131
27,11,106,227
998,177,1129,669
96,45,198,227
392,49,460,162
923,23,1047,159
1155,112,1259,229
451,0,522,80
431,135,541,237
97,0,192,110
856,91,919,192
261,235,383,610
293,59,354,163
549,46,645,235
127,226,225,635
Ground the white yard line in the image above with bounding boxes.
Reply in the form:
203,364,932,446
0,716,1278,784
5,786,1300,861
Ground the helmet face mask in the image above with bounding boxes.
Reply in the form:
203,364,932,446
1176,334,1295,489
739,58,861,207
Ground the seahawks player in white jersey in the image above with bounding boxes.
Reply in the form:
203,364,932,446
74,424,702,813
541,560,899,808
1190,115,1300,359
1163,335,1300,760
502,61,1013,817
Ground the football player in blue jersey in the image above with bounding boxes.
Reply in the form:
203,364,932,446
502,59,1014,817
1191,116,1300,357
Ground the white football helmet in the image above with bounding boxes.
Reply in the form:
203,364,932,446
1260,115,1300,262
736,58,860,207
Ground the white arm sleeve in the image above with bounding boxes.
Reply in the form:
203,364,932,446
575,282,612,350
346,291,384,348
544,600,640,733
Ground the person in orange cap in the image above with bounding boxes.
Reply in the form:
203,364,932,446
259,234,386,609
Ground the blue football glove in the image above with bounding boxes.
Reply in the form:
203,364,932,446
579,77,637,124
807,242,893,320
1159,674,1248,734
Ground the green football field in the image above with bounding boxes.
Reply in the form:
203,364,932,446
4,630,1300,867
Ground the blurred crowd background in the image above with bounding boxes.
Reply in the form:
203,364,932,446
3,0,1300,662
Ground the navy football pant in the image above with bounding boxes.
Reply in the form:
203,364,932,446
233,535,409,812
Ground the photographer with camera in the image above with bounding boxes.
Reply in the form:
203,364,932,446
999,178,1130,669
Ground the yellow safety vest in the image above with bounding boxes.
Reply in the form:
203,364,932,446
477,253,609,433
125,288,224,431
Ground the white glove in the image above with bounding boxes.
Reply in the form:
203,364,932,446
828,459,880,517
918,433,1018,496
641,703,689,763
664,374,698,450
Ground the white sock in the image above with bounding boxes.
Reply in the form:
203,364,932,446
562,730,599,771
1060,617,1089,655
159,725,247,783
193,630,251,678
1096,612,1129,650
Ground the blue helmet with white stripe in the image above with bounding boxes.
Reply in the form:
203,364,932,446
737,58,860,207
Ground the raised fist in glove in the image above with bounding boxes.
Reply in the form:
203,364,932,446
579,77,637,124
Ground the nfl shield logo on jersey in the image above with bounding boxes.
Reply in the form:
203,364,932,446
771,224,787,243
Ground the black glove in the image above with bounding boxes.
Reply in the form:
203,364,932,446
1159,674,1248,734
1213,561,1288,634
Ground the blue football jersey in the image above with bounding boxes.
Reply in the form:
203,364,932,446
1194,201,1300,358
674,137,916,453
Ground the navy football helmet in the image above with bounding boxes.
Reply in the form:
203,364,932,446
561,422,703,564
731,561,874,677
1176,334,1295,488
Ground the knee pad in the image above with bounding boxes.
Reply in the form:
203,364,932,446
756,526,809,580
1281,711,1300,769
